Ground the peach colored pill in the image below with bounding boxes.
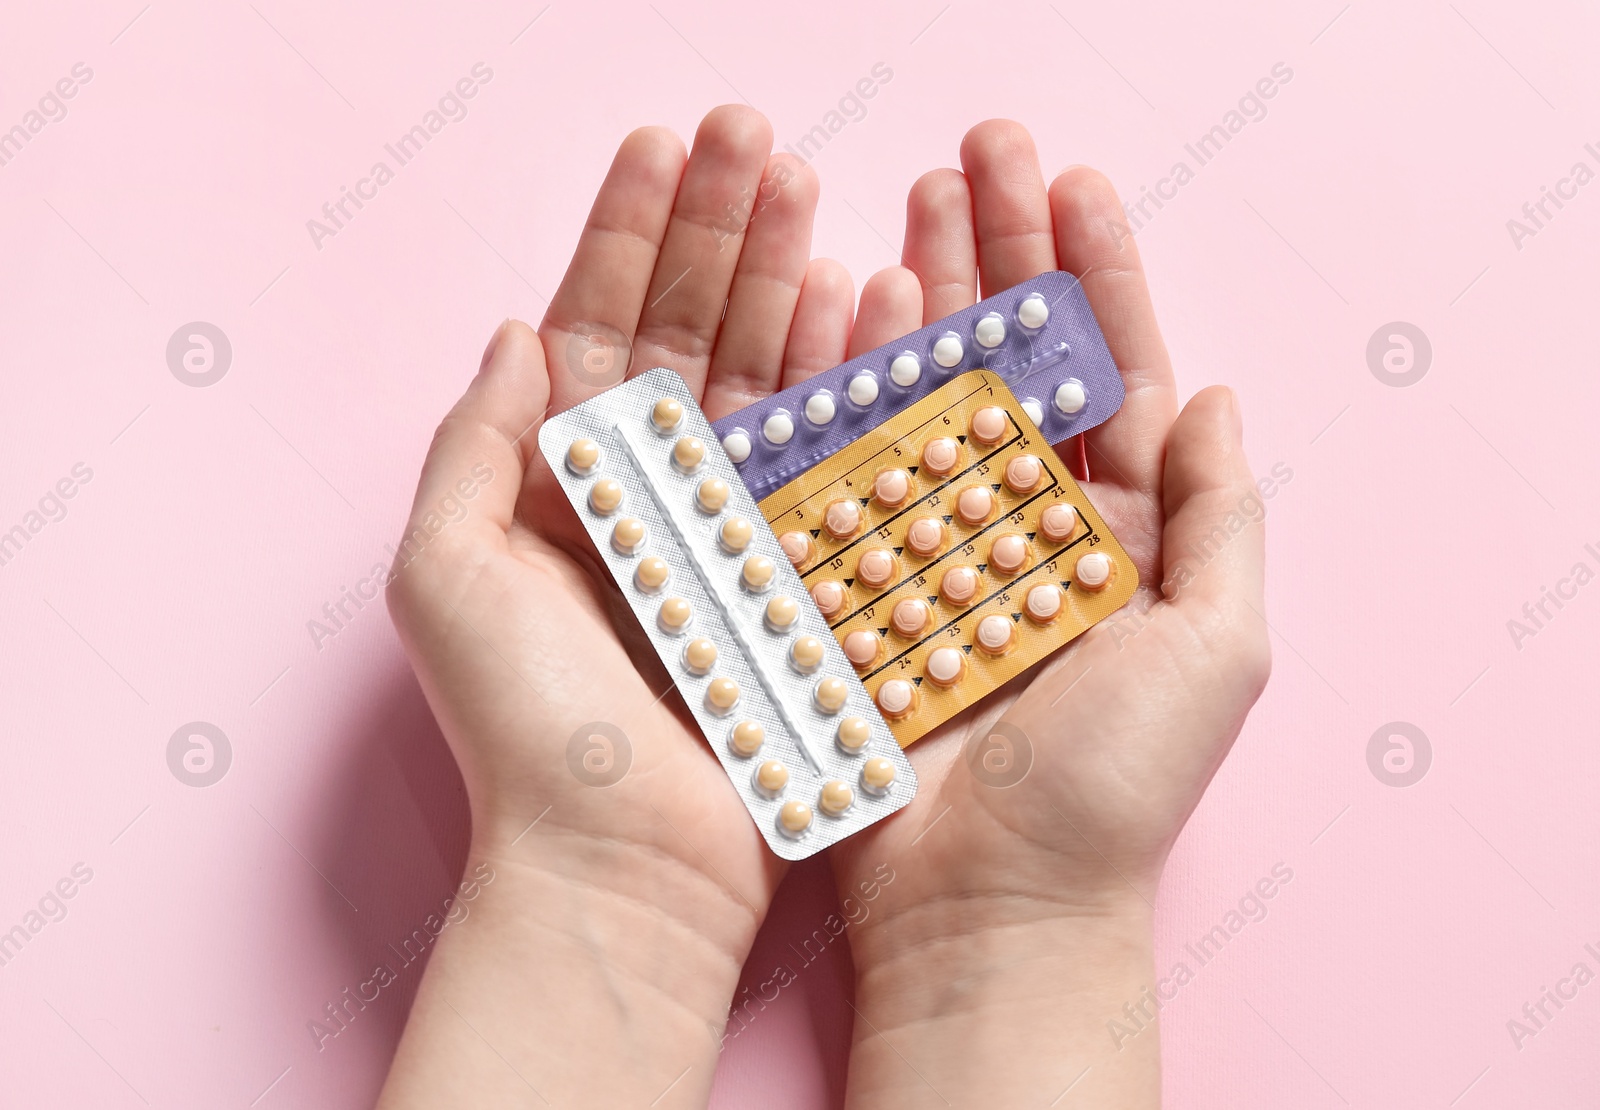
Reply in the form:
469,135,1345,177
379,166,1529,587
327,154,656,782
989,534,1029,575
611,517,646,554
729,720,765,757
1076,551,1113,591
778,530,814,567
683,637,718,674
741,555,775,592
874,468,912,508
818,780,855,817
823,498,862,540
778,799,813,836
790,635,825,673
1003,454,1043,494
719,516,753,553
1025,583,1063,624
635,556,670,592
1039,503,1077,543
811,580,846,620
566,438,600,475
861,756,896,793
814,676,850,714
658,597,692,633
940,565,979,606
876,678,917,719
891,597,931,638
921,436,960,476
651,397,685,432
696,477,730,513
843,629,882,669
905,516,946,558
765,595,800,632
956,485,995,525
974,614,1015,656
755,759,789,796
706,676,741,713
671,435,706,472
588,478,623,515
856,547,897,588
836,716,872,754
969,406,1008,445
926,646,966,688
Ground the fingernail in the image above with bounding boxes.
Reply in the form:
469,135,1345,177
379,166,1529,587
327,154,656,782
480,319,510,371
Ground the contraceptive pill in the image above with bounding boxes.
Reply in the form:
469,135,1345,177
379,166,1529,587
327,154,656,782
848,373,880,406
567,438,601,475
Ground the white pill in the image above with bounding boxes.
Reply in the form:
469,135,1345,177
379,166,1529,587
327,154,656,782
805,392,836,425
932,334,964,368
974,313,1005,349
1017,293,1050,329
722,430,751,463
890,353,922,387
763,410,795,445
1054,379,1087,415
1021,398,1044,426
848,372,880,406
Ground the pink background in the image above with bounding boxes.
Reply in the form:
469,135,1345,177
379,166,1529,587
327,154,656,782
3,0,1596,1105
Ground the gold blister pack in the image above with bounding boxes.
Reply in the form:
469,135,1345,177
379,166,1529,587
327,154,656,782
758,370,1139,746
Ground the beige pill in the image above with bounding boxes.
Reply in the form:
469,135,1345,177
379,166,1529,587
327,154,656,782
926,646,967,688
856,548,897,589
989,533,1029,575
891,597,932,638
873,468,912,508
611,517,646,554
837,716,872,754
905,516,946,558
811,580,847,620
790,635,825,673
706,676,741,713
875,678,917,719
1076,551,1113,591
741,555,776,592
765,595,800,632
778,799,813,836
683,637,718,674
814,676,849,714
696,477,730,513
755,759,789,796
941,565,980,606
672,435,706,473
956,485,995,525
1025,583,1063,624
1039,503,1078,544
588,478,623,515
719,516,753,553
651,397,685,433
778,530,814,567
566,437,601,475
970,406,1008,445
921,436,960,476
843,629,882,669
1004,454,1043,494
823,498,863,540
658,596,692,633
975,614,1016,656
818,780,855,817
861,756,896,793
729,720,765,757
635,556,670,592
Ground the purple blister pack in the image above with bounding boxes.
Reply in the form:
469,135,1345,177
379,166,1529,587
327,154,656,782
711,272,1123,501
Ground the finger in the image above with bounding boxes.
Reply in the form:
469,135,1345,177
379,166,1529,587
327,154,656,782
902,168,977,323
701,154,820,420
631,105,775,400
540,127,686,413
847,266,923,358
399,320,551,559
779,259,854,388
959,120,1056,296
1048,166,1177,494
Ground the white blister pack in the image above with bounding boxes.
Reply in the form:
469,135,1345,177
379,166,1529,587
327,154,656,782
537,368,918,860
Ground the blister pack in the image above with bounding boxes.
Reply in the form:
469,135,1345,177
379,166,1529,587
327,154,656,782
713,272,1122,500
537,368,918,859
757,370,1139,747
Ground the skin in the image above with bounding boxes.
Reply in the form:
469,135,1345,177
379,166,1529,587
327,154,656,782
376,108,1269,1109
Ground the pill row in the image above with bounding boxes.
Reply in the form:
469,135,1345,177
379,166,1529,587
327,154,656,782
538,368,918,858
